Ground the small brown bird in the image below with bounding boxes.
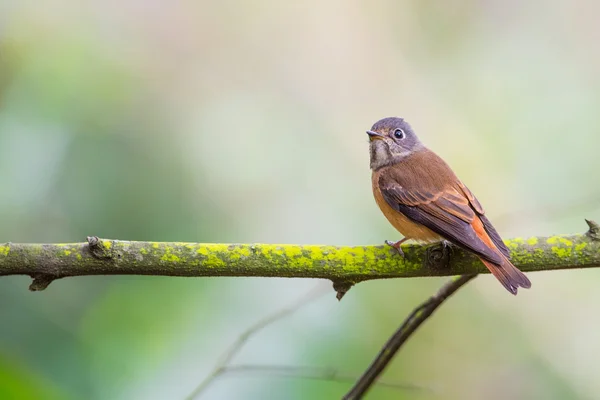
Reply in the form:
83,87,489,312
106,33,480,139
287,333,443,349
368,117,531,295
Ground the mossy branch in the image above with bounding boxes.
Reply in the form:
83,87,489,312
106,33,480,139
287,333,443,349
0,220,599,293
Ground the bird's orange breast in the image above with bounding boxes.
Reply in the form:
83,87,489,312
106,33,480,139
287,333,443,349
372,171,441,243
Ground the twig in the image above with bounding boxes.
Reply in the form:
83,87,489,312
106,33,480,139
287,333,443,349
184,284,329,400
221,364,427,393
343,274,477,399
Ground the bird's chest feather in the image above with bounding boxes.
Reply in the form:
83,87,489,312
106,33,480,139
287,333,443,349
371,171,441,243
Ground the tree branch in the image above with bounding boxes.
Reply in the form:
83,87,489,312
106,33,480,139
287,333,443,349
343,274,476,399
184,284,425,399
220,364,425,393
0,220,598,292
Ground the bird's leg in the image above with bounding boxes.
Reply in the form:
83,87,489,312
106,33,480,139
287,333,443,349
385,238,408,257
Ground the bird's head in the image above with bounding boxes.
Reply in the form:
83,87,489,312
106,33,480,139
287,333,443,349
367,117,424,170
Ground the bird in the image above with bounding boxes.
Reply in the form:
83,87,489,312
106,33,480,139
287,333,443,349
367,117,531,295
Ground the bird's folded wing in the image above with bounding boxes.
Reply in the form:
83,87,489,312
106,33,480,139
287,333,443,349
457,182,512,259
379,175,504,265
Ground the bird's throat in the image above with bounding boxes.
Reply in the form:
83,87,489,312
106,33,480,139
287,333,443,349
369,141,418,171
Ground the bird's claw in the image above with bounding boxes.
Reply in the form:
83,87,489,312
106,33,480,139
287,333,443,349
385,239,405,257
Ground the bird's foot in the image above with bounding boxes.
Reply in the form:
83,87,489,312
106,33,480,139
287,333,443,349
385,238,407,257
426,240,455,269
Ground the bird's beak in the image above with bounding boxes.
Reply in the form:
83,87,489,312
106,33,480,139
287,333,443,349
366,130,384,140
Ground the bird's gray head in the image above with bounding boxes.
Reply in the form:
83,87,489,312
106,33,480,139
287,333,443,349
367,117,425,170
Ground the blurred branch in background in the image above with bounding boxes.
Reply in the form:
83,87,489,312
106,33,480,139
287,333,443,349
0,221,599,296
185,285,426,400
215,365,426,396
185,285,329,399
343,274,476,399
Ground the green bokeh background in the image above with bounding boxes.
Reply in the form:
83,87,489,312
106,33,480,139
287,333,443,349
1,1,600,399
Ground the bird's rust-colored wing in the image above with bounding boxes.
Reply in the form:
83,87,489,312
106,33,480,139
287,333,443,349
378,173,504,265
378,172,530,294
457,182,511,259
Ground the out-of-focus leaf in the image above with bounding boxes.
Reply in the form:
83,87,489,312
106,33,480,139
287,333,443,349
0,354,71,400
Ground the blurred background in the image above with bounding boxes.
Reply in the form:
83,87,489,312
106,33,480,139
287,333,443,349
1,1,599,399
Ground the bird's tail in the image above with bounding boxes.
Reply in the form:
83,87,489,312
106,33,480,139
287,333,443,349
480,256,531,295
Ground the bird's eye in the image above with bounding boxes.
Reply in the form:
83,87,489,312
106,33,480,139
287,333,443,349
393,128,405,139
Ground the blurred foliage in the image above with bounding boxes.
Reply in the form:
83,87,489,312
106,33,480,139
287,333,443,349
1,1,599,399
